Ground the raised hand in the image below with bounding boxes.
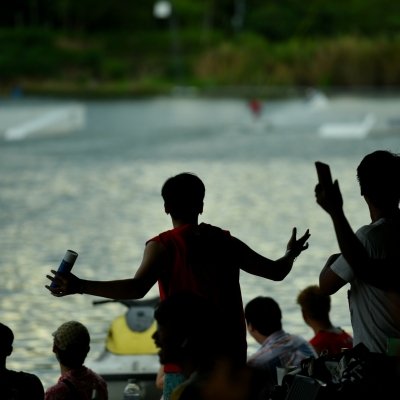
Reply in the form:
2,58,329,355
315,179,343,216
286,227,310,257
45,270,81,297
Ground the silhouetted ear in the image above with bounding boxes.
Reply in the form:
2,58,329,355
164,203,170,215
7,345,13,357
199,202,204,215
247,322,254,333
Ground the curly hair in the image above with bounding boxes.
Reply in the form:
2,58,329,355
297,285,330,321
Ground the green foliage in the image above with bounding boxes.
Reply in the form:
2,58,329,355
2,26,400,92
0,28,64,78
193,34,400,86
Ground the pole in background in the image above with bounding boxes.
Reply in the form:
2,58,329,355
231,0,246,33
153,1,184,85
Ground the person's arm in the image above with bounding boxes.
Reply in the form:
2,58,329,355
45,240,166,299
156,365,165,390
315,180,394,290
319,253,347,295
235,227,310,281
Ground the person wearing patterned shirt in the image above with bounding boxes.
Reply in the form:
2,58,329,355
45,321,108,400
245,297,316,396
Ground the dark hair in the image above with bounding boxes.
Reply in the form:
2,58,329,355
161,173,205,219
244,297,282,336
297,285,330,321
154,291,222,365
357,150,400,208
55,343,89,369
0,323,14,358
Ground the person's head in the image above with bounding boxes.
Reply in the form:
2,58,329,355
52,321,90,369
0,323,14,363
296,285,330,324
357,150,400,209
244,297,282,338
161,173,205,220
152,291,221,369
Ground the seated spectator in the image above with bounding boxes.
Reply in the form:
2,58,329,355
245,297,316,394
297,285,353,355
0,323,44,400
152,291,226,400
45,321,107,400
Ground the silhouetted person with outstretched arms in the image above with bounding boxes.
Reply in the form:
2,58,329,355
46,173,310,399
316,151,400,353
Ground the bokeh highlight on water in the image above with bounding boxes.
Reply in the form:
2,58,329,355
0,96,399,389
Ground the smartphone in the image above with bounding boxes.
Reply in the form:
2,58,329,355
315,161,333,187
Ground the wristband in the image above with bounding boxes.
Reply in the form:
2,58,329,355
77,279,87,295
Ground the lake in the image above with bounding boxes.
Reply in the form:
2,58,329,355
0,94,399,389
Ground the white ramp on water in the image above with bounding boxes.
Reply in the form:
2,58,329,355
318,113,376,139
1,104,85,141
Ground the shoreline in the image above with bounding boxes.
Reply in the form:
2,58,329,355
2,83,400,100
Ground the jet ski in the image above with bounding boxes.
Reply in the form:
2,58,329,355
87,297,162,400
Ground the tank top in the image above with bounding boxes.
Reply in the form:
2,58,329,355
147,223,247,368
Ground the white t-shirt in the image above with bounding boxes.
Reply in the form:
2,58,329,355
331,217,400,354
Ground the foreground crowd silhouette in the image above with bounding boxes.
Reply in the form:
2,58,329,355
1,150,399,400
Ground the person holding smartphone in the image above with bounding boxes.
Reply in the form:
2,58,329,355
315,151,400,354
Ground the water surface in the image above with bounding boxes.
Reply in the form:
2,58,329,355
0,96,398,388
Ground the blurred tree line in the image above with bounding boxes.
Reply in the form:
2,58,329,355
3,0,400,38
2,0,400,92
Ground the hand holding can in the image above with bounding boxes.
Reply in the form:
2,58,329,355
50,250,78,288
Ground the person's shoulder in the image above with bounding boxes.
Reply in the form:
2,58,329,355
356,219,400,250
11,371,44,393
291,334,317,353
84,368,108,395
45,380,69,400
86,367,107,383
355,223,377,238
199,222,230,234
310,330,338,347
292,333,311,344
356,218,400,237
310,331,325,345
2,370,43,397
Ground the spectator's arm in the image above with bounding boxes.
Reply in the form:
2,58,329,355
315,180,395,290
235,228,310,281
46,240,166,299
319,253,347,295
156,365,165,390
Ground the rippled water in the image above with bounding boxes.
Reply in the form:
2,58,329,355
0,96,399,389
